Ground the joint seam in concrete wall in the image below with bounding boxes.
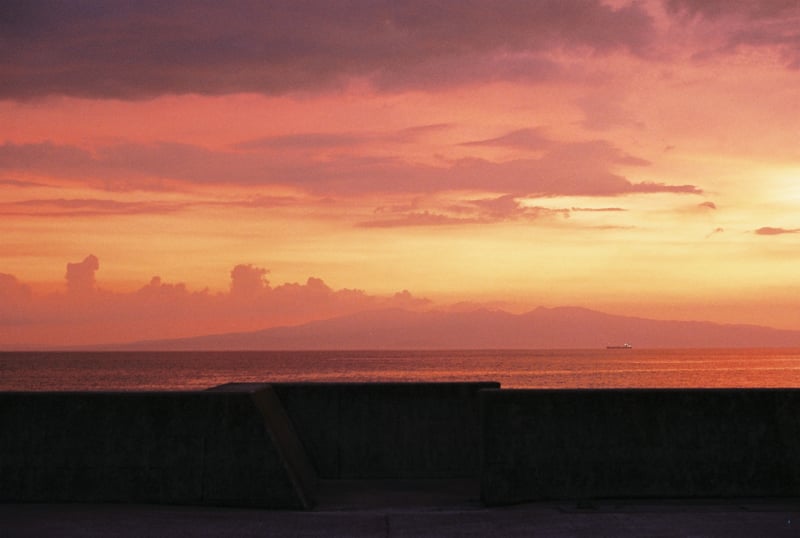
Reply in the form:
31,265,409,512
249,388,316,509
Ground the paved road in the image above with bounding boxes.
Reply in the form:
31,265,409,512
3,499,800,537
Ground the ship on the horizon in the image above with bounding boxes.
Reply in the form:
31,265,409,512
606,343,633,349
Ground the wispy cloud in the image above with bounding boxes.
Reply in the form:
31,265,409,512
233,123,451,152
0,139,702,198
460,128,553,151
234,132,369,151
0,179,52,188
755,226,800,236
0,195,306,218
357,211,479,228
360,195,575,228
0,198,190,217
571,207,626,212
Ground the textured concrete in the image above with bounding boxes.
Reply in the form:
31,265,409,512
8,383,800,515
213,382,499,479
481,389,800,505
0,387,316,508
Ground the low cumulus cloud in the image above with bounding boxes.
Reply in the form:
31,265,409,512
230,264,269,298
0,255,431,347
0,273,32,324
0,1,655,100
65,254,99,296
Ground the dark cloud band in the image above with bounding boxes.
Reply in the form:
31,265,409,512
0,0,654,100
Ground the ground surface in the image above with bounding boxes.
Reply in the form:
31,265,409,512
4,480,800,537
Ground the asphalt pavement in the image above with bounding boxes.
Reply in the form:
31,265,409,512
4,481,800,538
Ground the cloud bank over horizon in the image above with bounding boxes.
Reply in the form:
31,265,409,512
0,255,431,348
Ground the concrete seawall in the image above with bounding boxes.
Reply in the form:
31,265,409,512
4,384,800,509
481,388,800,505
0,386,316,508
212,382,499,479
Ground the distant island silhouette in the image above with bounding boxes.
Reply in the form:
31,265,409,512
104,306,800,350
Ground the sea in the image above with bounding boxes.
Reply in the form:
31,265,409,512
3,348,800,391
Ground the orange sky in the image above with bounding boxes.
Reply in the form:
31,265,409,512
2,1,800,347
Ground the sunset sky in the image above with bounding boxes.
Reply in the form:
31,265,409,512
2,1,800,347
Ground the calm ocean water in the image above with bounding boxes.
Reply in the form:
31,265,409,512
3,348,800,391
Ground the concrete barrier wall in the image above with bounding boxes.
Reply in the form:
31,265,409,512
212,382,500,479
481,389,800,505
11,383,796,508
0,387,316,508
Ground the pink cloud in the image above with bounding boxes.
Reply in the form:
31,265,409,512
0,179,51,188
460,128,553,151
571,207,626,212
137,276,190,301
65,255,99,296
0,198,187,217
359,195,576,228
0,256,432,347
0,138,702,198
755,226,800,236
230,264,269,299
469,194,570,221
234,124,453,152
234,132,369,152
0,273,31,300
0,142,96,178
630,183,701,195
0,273,33,325
358,211,478,228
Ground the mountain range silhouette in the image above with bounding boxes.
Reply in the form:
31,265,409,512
111,306,800,350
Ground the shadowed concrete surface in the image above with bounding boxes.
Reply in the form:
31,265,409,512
2,497,799,537
211,382,499,479
482,389,800,505
274,382,494,479
0,387,316,508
